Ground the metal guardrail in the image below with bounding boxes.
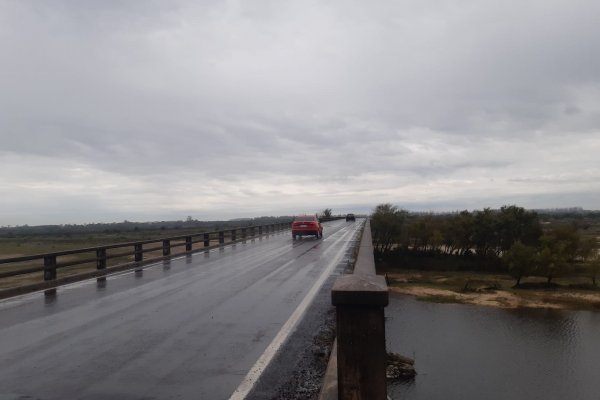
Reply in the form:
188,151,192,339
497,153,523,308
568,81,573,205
324,219,389,399
0,222,292,298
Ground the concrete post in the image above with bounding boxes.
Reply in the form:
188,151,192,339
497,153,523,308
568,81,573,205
332,275,388,400
219,231,225,245
163,239,171,256
134,243,143,262
43,255,57,281
96,248,107,270
185,236,192,251
203,233,210,247
331,220,389,400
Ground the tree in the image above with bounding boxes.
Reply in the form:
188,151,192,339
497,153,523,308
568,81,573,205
431,228,444,254
577,236,598,262
588,255,600,286
321,208,333,218
532,226,581,285
536,243,568,285
543,225,580,262
471,208,498,257
371,204,407,254
409,215,434,251
503,241,536,286
445,211,474,256
497,205,542,252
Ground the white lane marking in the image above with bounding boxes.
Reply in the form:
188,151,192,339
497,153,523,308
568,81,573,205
228,223,359,400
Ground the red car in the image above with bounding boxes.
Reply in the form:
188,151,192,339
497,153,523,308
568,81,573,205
292,215,323,240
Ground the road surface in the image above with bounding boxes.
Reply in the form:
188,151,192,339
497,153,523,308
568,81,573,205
0,219,363,400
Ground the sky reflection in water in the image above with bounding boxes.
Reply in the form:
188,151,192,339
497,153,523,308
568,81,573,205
386,294,600,400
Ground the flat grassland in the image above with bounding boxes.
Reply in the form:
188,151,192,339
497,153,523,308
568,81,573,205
0,228,209,258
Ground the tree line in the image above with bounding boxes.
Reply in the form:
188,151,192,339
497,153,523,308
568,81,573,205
0,216,294,237
371,204,600,286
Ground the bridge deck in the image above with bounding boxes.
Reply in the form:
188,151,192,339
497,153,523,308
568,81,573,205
0,219,362,399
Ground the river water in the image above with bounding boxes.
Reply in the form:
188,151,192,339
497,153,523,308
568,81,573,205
386,294,600,400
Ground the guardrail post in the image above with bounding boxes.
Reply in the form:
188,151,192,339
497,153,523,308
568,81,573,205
163,239,171,256
259,226,263,235
96,249,107,270
242,228,247,239
251,226,256,237
134,243,143,262
185,236,192,251
43,255,57,281
231,229,237,241
204,233,210,247
331,220,389,400
219,231,225,245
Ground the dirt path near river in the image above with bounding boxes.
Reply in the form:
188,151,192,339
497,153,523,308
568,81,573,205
387,272,600,311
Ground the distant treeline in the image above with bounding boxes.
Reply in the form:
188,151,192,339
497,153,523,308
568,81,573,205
0,216,294,237
371,204,600,286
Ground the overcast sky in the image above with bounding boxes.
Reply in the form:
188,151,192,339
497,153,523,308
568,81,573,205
1,0,599,225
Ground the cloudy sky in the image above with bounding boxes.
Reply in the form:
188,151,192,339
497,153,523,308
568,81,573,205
1,0,599,225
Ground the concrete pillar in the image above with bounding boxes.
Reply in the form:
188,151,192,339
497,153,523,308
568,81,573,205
43,255,57,281
134,243,143,262
332,274,389,400
96,249,107,270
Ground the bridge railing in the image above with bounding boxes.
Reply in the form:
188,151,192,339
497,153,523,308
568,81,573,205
0,222,292,298
328,219,389,399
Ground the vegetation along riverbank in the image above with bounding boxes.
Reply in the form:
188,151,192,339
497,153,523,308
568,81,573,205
372,204,600,311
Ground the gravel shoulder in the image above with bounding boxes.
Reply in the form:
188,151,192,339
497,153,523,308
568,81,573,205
245,267,340,400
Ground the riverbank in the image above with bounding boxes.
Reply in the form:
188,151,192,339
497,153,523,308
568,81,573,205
386,271,600,311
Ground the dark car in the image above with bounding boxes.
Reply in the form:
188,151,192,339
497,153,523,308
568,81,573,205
346,213,356,222
292,215,323,239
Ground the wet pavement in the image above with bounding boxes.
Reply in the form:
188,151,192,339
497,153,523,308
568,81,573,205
0,219,362,400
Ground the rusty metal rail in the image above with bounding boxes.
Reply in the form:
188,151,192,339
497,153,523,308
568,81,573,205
0,222,292,298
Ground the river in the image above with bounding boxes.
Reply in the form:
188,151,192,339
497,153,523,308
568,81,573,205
386,294,600,400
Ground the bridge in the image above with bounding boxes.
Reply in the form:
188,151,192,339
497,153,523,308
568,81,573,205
0,218,388,399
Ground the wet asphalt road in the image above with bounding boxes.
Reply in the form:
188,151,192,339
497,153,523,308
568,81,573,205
0,219,362,400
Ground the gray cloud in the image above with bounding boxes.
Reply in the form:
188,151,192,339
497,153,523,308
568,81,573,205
1,0,599,224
